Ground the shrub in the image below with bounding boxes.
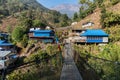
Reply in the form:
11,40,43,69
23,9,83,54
21,34,28,48
101,11,120,28
74,44,120,80
111,0,120,5
12,26,26,42
79,3,96,19
24,50,49,63
46,44,59,56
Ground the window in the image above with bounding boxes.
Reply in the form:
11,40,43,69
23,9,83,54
87,37,103,40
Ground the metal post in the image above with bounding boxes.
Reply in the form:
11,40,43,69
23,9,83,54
60,51,62,64
1,69,6,80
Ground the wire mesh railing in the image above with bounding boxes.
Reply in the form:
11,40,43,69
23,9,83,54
75,52,120,80
0,52,63,80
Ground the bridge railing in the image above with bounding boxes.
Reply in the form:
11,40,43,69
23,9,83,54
0,52,63,80
75,52,120,80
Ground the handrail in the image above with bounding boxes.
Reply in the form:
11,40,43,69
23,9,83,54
78,52,120,65
1,53,62,80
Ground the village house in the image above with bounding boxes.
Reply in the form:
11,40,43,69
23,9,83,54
0,33,16,52
71,22,78,26
0,47,18,70
0,40,14,51
82,22,94,29
69,29,109,44
29,28,55,43
81,29,109,43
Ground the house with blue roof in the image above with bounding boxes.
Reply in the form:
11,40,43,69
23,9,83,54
80,29,109,43
0,40,14,51
29,29,55,43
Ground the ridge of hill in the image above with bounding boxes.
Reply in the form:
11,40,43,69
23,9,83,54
51,4,81,18
73,2,120,29
0,0,49,17
0,0,71,32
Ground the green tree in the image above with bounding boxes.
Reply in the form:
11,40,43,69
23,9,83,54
60,14,70,27
33,19,41,27
80,0,93,7
19,10,34,29
79,0,96,19
12,26,26,42
33,19,46,28
94,0,103,7
100,6,107,28
79,6,85,19
62,14,69,21
73,12,78,21
46,44,59,56
21,34,28,48
80,0,86,4
101,11,120,28
111,0,120,5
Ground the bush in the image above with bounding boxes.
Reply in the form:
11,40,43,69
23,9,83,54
46,44,59,56
21,34,28,48
111,0,120,5
24,50,49,63
12,26,26,42
105,26,120,42
74,44,120,80
79,3,96,19
33,19,46,28
101,11,120,28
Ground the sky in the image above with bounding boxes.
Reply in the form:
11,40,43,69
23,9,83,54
36,0,79,8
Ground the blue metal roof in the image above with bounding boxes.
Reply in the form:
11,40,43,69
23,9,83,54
0,43,13,46
33,30,53,33
0,40,13,46
81,29,109,37
0,40,5,44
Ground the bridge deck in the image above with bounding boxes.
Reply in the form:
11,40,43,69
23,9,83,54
60,43,82,80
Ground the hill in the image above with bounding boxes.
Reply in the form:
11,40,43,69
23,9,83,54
72,1,120,29
0,0,71,32
0,0,49,17
72,8,101,29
